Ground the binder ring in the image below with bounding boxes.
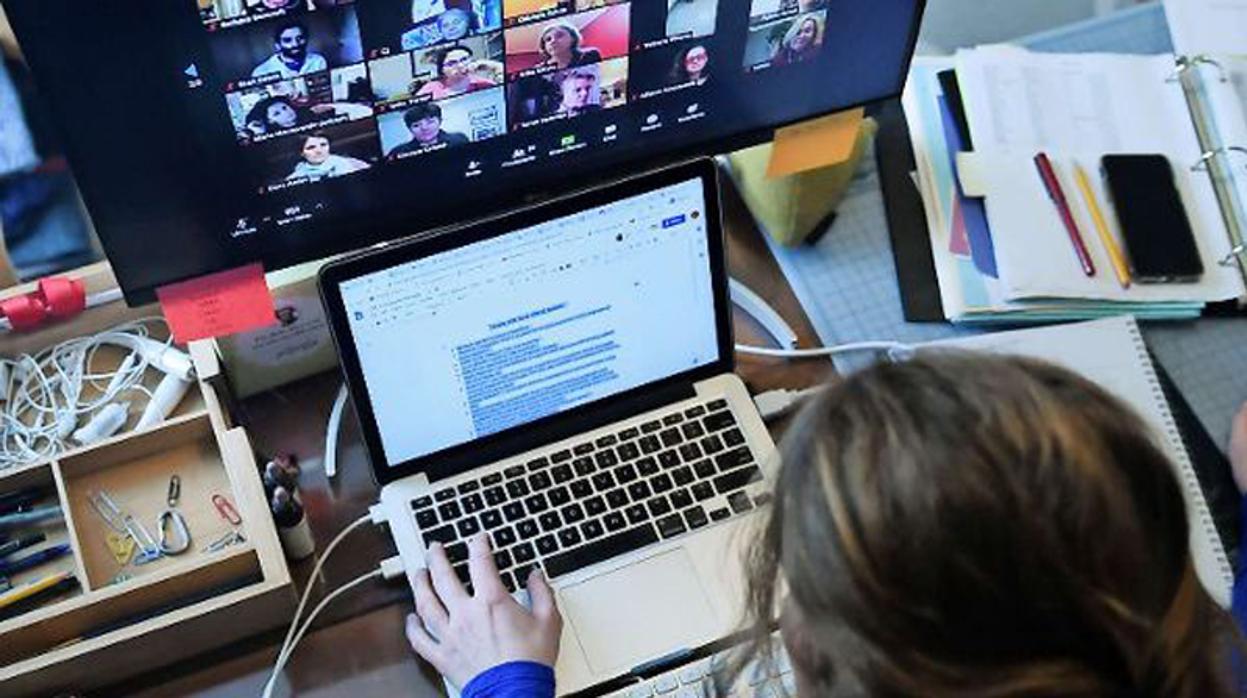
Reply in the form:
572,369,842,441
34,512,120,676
1191,146,1247,172
1220,244,1247,269
1168,55,1228,83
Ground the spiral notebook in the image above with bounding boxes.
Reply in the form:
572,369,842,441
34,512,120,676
922,316,1235,607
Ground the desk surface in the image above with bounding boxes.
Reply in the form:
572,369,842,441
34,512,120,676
107,174,829,698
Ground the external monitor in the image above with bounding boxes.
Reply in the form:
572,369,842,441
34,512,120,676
4,0,924,303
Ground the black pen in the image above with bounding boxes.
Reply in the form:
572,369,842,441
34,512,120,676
0,533,46,560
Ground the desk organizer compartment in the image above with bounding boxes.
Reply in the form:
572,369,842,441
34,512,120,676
0,462,88,624
0,266,293,697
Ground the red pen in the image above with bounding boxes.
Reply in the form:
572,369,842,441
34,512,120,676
1034,153,1096,277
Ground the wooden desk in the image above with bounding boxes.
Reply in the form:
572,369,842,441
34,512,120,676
106,175,830,697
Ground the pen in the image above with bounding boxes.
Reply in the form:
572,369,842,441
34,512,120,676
0,543,70,578
0,504,63,533
1034,153,1096,277
0,533,46,560
1073,164,1131,289
0,570,75,612
0,574,78,621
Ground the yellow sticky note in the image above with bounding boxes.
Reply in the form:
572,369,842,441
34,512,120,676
767,108,866,179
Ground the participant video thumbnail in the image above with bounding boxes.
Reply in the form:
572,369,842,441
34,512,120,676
356,0,502,53
747,0,827,26
507,56,628,128
504,5,630,78
226,67,373,142
632,41,710,99
208,5,364,86
377,87,507,159
665,0,717,40
368,34,504,106
743,10,826,72
245,119,380,190
504,0,570,26
199,0,310,27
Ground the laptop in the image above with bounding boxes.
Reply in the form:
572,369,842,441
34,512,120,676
319,159,777,695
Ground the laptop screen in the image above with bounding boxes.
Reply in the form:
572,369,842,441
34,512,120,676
338,176,719,469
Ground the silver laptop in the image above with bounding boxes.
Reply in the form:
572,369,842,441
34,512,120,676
319,159,777,695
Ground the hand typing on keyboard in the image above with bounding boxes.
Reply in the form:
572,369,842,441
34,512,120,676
406,533,563,692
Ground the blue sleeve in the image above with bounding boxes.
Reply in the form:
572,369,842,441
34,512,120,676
461,661,555,698
1234,495,1247,633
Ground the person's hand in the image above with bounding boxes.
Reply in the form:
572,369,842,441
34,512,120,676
1230,402,1247,494
406,533,563,689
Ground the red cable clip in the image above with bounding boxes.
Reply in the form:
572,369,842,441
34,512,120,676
0,276,87,331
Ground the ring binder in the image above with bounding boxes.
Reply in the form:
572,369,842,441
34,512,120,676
1191,145,1247,172
1168,54,1228,83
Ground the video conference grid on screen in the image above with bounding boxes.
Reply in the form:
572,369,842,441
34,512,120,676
201,0,831,193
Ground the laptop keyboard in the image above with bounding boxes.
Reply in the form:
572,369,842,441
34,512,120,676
410,399,768,593
607,634,794,698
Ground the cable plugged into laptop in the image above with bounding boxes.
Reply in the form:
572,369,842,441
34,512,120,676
743,340,916,420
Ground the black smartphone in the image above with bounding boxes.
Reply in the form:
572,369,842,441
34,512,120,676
1101,154,1204,283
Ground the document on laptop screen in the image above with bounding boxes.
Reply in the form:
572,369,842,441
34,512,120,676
339,178,720,468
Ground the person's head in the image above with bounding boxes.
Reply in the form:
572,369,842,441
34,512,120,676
247,96,300,131
299,132,330,164
673,44,709,82
262,0,300,9
559,68,597,110
735,353,1240,696
437,8,474,41
784,14,822,53
438,45,474,82
273,22,310,63
539,23,581,63
404,102,443,144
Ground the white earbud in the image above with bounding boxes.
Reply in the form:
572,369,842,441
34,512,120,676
74,402,130,445
136,373,192,430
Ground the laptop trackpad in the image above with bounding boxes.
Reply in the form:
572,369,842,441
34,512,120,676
560,548,718,674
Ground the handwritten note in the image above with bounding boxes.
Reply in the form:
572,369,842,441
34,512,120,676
157,264,277,343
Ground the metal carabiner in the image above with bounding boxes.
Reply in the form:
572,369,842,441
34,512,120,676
158,509,191,556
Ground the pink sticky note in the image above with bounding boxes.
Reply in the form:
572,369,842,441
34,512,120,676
157,264,277,344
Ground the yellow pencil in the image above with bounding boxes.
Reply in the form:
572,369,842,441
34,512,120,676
1073,164,1131,289
0,571,73,610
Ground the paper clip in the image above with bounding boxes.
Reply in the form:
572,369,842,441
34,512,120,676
167,475,181,508
88,490,162,564
212,494,242,526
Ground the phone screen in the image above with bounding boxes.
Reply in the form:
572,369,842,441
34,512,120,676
1101,155,1203,283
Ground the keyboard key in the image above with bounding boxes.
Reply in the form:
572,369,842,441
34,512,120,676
616,442,641,461
585,496,607,517
707,399,728,411
411,496,433,511
693,459,716,479
548,486,571,507
484,486,506,506
658,451,681,470
604,512,627,532
704,411,736,431
636,457,660,476
513,542,536,564
483,473,504,486
647,496,672,517
434,488,456,502
570,480,594,498
525,493,549,514
639,435,662,454
573,457,596,477
500,572,516,593
641,420,663,434
678,443,703,462
504,465,527,478
503,502,525,522
529,472,553,491
670,489,693,510
538,511,562,532
606,488,629,509
445,542,469,564
545,525,659,578
494,549,513,571
562,503,586,524
685,405,707,419
651,473,674,494
415,509,438,529
672,466,695,487
458,481,480,494
716,446,754,472
552,465,574,484
660,428,683,448
457,517,481,538
527,457,550,471
594,450,619,468
573,442,595,456
625,504,649,524
723,428,746,447
582,519,605,540
481,510,504,529
551,450,573,464
536,535,559,556
728,491,754,514
685,507,709,530
709,508,731,522
657,514,687,539
663,413,684,426
506,480,530,498
692,482,716,502
716,467,763,495
462,494,485,514
614,464,638,485
681,421,705,440
493,526,517,547
618,427,640,440
596,434,618,448
517,519,540,539
558,527,583,547
438,501,462,521
423,525,456,546
701,434,725,455
628,481,653,502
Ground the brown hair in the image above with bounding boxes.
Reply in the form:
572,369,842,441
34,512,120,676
732,352,1241,696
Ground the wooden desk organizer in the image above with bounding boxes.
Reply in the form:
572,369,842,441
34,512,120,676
0,265,293,696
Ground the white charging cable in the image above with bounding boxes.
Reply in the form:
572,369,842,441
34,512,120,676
323,383,349,479
736,341,917,420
